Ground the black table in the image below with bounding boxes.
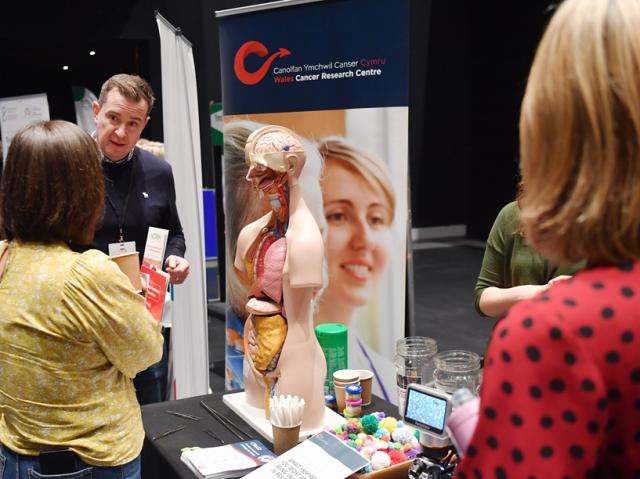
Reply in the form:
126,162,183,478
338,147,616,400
141,391,399,479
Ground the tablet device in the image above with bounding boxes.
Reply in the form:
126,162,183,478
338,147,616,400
403,384,452,440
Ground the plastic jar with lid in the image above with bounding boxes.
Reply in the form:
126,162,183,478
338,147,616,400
432,350,481,395
394,336,438,415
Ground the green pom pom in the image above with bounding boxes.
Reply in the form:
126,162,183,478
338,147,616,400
361,414,379,435
414,428,420,439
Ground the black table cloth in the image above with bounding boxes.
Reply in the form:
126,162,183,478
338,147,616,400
141,391,399,479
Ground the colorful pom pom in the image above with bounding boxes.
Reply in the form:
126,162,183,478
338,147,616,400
370,451,392,471
392,426,414,444
379,417,398,434
375,440,389,450
387,449,407,465
405,447,420,460
328,413,420,473
360,414,379,435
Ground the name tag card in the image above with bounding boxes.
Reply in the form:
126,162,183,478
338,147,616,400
108,241,136,256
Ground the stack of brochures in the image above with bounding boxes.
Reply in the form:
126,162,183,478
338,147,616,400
244,431,370,478
180,440,276,479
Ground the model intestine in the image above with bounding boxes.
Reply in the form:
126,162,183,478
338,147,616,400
234,125,327,430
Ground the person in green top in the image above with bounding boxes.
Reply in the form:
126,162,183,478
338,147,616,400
474,200,585,318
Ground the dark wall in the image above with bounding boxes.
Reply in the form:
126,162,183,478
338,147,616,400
416,0,555,238
0,3,152,144
411,0,469,229
464,1,555,239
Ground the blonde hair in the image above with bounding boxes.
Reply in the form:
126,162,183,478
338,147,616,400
317,136,395,223
223,121,265,318
136,138,165,159
520,0,640,265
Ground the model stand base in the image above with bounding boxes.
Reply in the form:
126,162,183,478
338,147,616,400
222,391,343,443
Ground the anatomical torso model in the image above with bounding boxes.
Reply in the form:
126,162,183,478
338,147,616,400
234,125,326,430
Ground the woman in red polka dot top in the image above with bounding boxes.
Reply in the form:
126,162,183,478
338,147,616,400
457,0,640,478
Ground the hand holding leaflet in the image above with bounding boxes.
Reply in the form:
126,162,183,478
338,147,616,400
140,263,169,322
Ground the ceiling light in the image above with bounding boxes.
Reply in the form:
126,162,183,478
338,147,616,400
62,65,69,71
89,50,96,56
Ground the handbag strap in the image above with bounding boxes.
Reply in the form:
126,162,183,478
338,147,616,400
0,242,10,283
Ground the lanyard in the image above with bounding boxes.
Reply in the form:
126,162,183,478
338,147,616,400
105,165,135,242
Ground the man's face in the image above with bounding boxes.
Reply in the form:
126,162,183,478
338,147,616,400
92,89,149,161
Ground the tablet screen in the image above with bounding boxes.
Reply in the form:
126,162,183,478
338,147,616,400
404,387,448,434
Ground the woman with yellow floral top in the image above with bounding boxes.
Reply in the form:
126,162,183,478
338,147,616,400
0,121,163,478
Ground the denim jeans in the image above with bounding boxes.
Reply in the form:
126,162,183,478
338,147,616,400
0,445,141,479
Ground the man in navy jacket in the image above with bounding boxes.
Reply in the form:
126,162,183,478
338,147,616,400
89,73,190,404
90,73,190,284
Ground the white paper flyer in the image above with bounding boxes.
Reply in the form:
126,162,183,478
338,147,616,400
244,431,369,479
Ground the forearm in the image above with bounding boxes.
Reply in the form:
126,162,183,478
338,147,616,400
478,284,547,319
165,231,185,259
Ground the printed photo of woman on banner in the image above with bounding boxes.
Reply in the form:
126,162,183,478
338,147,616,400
223,107,408,401
217,0,409,402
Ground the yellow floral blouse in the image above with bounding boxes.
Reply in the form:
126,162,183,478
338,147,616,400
0,241,163,466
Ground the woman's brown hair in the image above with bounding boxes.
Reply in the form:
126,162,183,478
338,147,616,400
98,74,155,116
0,120,104,244
520,0,640,265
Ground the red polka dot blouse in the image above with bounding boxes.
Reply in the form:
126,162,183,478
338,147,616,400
457,262,640,479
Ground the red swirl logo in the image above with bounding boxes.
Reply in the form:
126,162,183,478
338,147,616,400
234,41,291,86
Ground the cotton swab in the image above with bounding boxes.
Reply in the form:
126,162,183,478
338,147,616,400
270,394,305,427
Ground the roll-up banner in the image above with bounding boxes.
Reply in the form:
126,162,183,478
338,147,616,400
157,13,210,399
217,0,409,403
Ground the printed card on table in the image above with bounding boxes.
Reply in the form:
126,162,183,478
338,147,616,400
243,431,369,479
180,439,276,479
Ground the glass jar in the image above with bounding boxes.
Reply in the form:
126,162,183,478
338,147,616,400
394,336,438,416
432,350,481,395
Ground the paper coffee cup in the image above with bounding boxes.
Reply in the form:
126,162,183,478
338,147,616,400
334,384,347,413
110,251,142,292
333,369,359,386
358,369,374,406
271,422,301,455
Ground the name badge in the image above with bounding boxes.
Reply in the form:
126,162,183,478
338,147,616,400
108,241,136,256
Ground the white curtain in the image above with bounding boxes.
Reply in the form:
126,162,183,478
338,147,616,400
156,14,209,398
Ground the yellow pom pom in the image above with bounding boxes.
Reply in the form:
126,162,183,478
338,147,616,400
379,417,398,434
